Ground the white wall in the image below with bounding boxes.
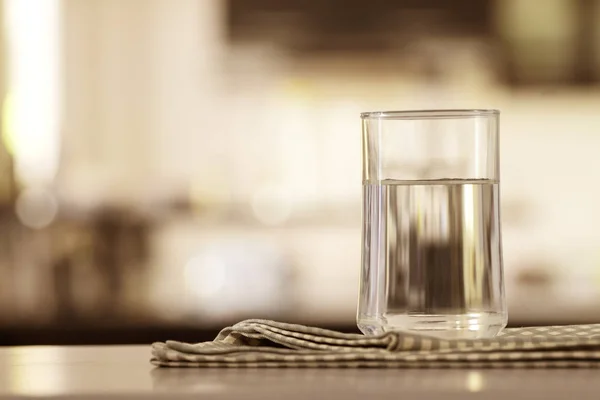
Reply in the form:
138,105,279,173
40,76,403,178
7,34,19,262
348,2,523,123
60,0,225,209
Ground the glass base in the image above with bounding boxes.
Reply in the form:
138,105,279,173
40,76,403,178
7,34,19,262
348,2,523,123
358,312,507,339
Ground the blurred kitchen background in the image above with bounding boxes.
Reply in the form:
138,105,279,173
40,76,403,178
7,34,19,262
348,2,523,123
1,0,600,345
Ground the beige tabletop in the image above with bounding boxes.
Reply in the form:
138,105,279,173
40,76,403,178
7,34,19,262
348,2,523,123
0,345,599,399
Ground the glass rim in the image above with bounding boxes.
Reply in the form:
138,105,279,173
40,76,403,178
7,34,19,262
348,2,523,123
360,109,500,120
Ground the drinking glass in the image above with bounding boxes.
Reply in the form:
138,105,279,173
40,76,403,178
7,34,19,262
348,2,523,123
358,109,507,339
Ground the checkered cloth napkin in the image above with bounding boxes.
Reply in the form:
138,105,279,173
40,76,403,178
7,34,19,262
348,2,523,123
151,319,600,368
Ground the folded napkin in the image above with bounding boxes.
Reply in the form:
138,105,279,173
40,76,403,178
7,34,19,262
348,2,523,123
151,319,600,368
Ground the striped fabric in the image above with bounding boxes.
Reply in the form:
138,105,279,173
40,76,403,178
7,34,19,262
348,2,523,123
151,319,600,368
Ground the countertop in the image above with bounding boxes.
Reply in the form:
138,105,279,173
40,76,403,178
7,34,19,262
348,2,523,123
0,346,599,399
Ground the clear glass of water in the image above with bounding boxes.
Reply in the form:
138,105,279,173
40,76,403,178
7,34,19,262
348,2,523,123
358,109,507,339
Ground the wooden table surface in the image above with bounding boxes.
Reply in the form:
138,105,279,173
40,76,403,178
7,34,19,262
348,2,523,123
0,346,598,399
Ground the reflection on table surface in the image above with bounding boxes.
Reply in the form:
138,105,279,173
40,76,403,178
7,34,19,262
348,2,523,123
0,346,599,399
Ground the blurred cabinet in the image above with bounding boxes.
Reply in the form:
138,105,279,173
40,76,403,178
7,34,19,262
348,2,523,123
496,0,600,85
